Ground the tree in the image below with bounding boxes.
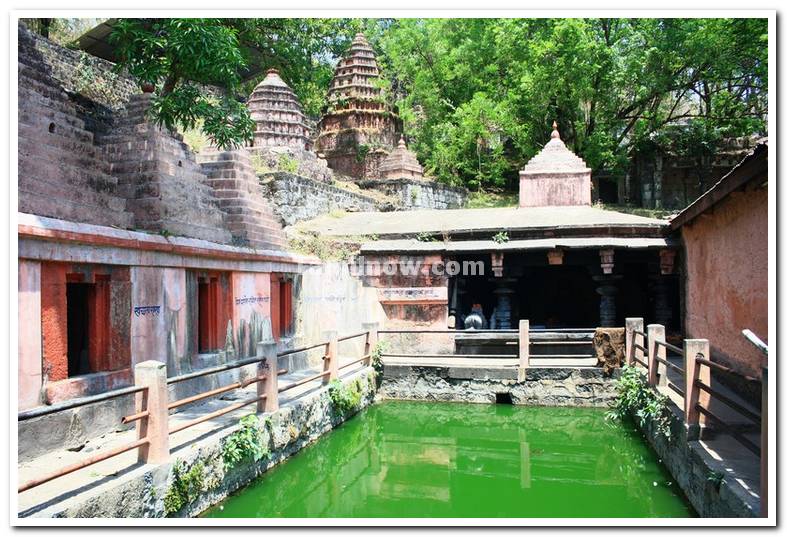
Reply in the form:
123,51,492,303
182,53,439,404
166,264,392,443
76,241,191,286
375,18,768,190
110,18,362,149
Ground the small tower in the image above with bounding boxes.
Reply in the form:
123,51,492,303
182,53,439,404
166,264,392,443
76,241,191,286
378,136,424,181
247,68,311,150
315,33,398,179
518,122,592,207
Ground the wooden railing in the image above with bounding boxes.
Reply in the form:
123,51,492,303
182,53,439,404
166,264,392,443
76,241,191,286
379,321,595,366
625,318,767,517
17,323,379,493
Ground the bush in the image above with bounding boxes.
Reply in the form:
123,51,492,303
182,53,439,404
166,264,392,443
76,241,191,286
221,414,269,470
328,379,363,416
605,365,673,439
164,459,205,516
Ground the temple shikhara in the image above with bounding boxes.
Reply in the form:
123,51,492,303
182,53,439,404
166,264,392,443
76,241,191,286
14,19,769,521
315,33,399,179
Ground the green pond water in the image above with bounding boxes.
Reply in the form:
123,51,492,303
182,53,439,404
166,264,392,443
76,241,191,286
204,401,695,518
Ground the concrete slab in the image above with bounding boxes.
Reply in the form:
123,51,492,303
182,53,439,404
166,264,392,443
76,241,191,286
296,205,668,238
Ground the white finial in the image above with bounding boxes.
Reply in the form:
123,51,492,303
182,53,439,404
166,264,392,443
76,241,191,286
551,121,560,139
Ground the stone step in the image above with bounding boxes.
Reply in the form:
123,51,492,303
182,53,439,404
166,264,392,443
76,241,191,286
18,105,86,132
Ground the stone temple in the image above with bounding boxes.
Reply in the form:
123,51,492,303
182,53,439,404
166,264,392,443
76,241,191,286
247,68,312,151
379,136,424,181
314,33,399,179
519,122,592,207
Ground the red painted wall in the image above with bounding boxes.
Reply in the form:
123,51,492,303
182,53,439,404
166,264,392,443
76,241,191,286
682,187,768,378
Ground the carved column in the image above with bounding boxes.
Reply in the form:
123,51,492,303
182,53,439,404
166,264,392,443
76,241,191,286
491,279,516,329
594,276,620,327
594,248,620,327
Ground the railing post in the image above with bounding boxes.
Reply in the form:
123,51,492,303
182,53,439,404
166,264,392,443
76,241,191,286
760,366,768,518
322,330,339,384
258,342,278,414
362,322,379,366
646,324,666,387
625,317,644,366
518,319,530,368
683,338,710,440
134,360,170,464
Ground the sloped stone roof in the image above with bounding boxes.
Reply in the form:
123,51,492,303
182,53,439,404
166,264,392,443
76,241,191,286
521,122,591,174
379,136,424,179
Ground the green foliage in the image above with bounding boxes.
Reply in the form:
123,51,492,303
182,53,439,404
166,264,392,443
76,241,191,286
163,459,205,516
492,231,509,244
415,231,439,242
606,365,673,439
328,379,363,416
377,18,767,189
707,470,725,490
287,232,361,261
277,154,299,174
371,340,389,387
222,414,269,470
466,190,518,208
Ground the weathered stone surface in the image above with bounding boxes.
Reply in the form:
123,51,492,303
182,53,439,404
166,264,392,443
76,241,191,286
247,69,311,151
315,33,398,179
519,122,592,207
379,365,619,408
359,178,468,210
260,172,377,226
593,327,626,374
378,136,424,180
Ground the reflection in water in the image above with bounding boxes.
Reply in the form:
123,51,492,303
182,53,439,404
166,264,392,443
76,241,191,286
204,402,695,518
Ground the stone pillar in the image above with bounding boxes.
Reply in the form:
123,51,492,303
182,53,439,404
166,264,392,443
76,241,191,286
653,153,663,209
625,317,644,366
518,319,530,368
258,342,278,413
683,339,710,439
322,330,339,384
134,360,170,464
593,276,620,328
362,322,379,365
491,279,516,329
647,324,666,387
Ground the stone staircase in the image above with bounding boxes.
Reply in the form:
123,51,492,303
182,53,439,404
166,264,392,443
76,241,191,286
198,148,286,250
99,94,233,245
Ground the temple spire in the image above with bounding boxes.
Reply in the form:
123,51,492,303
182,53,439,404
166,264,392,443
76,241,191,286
551,120,560,139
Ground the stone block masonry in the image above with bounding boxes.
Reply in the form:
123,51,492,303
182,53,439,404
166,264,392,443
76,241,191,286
18,24,135,230
260,172,377,227
359,178,468,210
379,365,619,407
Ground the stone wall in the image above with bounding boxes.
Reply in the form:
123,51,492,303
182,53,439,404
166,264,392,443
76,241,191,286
19,369,376,517
260,172,377,226
379,365,619,407
681,186,768,381
18,24,135,230
359,178,467,210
